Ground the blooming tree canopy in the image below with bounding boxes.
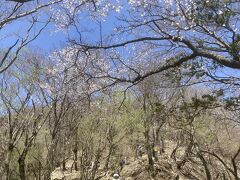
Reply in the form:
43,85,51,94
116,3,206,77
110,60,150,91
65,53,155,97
49,0,240,95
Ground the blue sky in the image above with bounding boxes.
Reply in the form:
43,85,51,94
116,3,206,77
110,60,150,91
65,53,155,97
0,10,120,54
0,21,67,52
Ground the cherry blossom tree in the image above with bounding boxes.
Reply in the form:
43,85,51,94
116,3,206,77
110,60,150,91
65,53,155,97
48,0,240,111
51,0,239,84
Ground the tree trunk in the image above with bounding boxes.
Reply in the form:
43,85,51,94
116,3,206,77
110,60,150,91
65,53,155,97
73,148,78,171
5,141,14,179
62,136,67,171
44,139,58,180
91,149,101,180
144,129,155,175
44,146,54,180
160,135,165,154
104,144,114,171
197,152,212,180
73,129,78,171
5,148,13,180
18,157,26,180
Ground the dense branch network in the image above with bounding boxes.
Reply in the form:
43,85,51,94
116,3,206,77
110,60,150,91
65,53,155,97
0,0,63,73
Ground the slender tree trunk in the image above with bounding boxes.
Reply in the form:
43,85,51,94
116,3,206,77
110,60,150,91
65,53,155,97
5,145,13,180
104,144,114,171
155,126,160,145
38,163,42,180
232,158,239,180
144,128,154,174
160,135,165,154
73,129,78,171
18,156,26,180
91,149,101,180
6,125,14,180
73,148,78,171
155,121,165,154
197,152,212,180
44,141,55,180
62,137,66,171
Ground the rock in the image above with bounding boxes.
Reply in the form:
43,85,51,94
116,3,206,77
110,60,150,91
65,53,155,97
51,168,81,180
51,168,65,180
66,160,75,169
121,156,148,179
